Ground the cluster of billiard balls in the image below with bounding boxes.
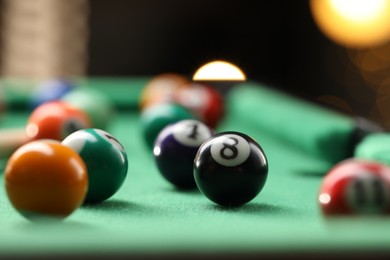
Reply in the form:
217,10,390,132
9,75,389,219
141,74,390,214
140,73,269,207
3,79,128,221
154,120,269,207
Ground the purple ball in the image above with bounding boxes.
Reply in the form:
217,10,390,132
153,119,214,189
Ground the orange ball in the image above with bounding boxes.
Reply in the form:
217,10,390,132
26,101,91,141
5,140,88,220
139,73,189,110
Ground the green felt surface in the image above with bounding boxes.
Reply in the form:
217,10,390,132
229,82,356,164
1,79,390,257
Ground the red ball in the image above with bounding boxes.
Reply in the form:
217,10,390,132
174,83,224,128
318,159,390,215
26,101,91,141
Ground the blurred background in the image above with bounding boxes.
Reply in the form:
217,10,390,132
1,0,390,128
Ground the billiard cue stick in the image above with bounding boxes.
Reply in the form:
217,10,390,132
0,128,29,158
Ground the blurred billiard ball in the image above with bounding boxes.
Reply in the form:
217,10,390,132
194,131,268,207
4,140,88,220
26,101,91,141
318,159,390,215
29,79,74,110
154,119,214,189
174,83,224,128
139,73,189,111
354,133,390,166
61,87,114,130
141,103,195,150
62,128,128,204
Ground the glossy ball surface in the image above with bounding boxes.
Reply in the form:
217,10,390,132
318,159,390,215
140,73,189,110
62,128,128,203
141,103,195,149
5,140,88,220
26,101,91,141
175,83,224,128
61,87,114,130
194,131,268,207
154,119,214,188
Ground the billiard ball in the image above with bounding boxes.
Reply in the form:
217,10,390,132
62,128,128,203
139,73,189,110
141,103,195,149
154,119,214,189
4,140,88,220
354,133,390,165
193,131,268,207
29,79,74,110
26,101,91,141
61,87,114,130
174,83,224,128
318,159,390,215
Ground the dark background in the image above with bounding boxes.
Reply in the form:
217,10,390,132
88,1,331,91
88,0,373,113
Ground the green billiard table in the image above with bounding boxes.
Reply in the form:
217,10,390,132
1,78,390,258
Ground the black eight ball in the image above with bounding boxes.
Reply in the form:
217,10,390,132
193,131,268,207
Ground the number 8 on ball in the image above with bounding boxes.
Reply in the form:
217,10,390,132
194,131,268,207
210,134,251,167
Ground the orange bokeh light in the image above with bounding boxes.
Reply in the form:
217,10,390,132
310,0,390,48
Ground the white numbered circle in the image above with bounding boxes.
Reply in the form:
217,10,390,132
210,134,250,167
172,120,212,147
95,129,126,152
345,172,390,214
62,130,94,153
